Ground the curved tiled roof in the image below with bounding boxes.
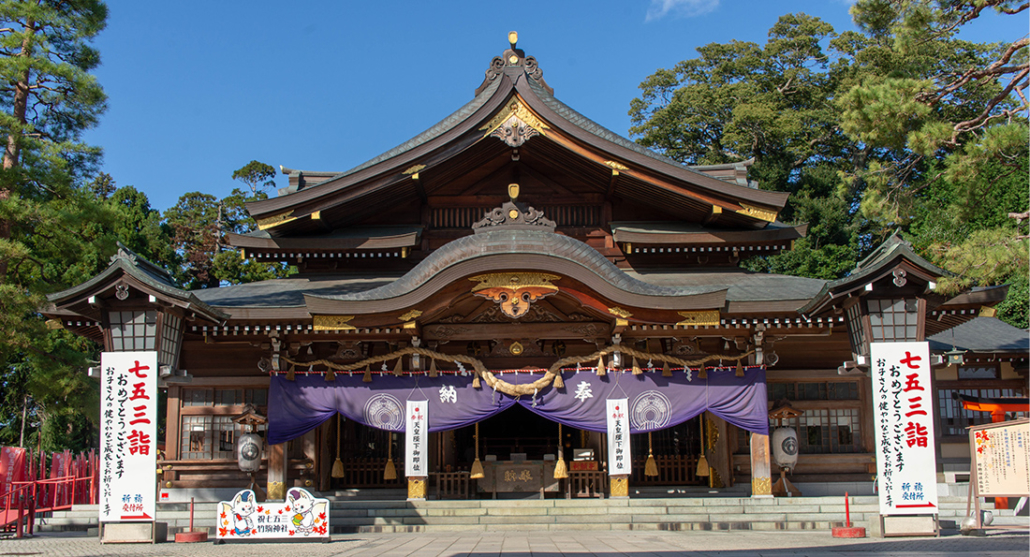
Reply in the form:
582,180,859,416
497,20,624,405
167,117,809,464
310,228,723,303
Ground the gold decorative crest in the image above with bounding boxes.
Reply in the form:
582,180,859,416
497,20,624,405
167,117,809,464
469,273,560,292
480,98,549,138
256,211,297,230
469,273,560,319
676,310,721,327
313,315,356,331
402,164,426,176
604,160,629,172
399,310,423,322
607,306,633,319
736,203,778,223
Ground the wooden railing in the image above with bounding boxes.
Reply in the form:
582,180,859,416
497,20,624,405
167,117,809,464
432,471,470,499
568,471,606,498
631,455,702,485
339,458,405,488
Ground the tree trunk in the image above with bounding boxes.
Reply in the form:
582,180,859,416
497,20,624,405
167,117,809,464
0,19,35,281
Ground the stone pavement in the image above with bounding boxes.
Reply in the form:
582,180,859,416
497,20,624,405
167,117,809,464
0,529,1027,556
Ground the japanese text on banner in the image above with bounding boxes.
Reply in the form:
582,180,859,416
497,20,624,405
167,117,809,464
870,342,938,516
99,352,157,523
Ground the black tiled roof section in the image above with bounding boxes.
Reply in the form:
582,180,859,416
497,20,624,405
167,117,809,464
526,77,725,182
928,317,1030,353
316,229,720,302
626,269,826,303
278,78,503,195
46,243,228,321
191,274,400,308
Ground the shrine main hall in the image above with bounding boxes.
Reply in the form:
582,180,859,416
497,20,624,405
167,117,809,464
46,35,1027,504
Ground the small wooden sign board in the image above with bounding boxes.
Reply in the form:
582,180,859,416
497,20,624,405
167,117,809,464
215,488,329,543
966,418,1029,531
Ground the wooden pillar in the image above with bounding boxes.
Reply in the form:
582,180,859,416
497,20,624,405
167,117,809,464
750,432,773,498
164,386,181,486
301,429,316,489
267,442,286,500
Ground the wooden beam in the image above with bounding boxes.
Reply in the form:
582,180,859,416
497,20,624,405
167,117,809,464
423,322,609,341
704,205,723,225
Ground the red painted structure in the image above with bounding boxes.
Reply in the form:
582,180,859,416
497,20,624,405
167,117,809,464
956,394,1030,510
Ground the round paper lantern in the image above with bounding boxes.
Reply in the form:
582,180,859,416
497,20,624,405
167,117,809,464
771,427,798,470
237,433,263,472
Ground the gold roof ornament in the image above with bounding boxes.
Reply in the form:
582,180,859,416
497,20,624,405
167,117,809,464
676,310,721,327
469,273,560,319
313,315,357,331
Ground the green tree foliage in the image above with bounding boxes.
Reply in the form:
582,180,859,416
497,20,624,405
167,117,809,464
631,6,1028,327
840,0,1028,326
630,13,864,279
162,161,290,289
0,1,110,451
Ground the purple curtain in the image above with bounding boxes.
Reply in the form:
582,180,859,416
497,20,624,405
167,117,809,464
515,366,768,434
268,374,514,444
267,367,768,445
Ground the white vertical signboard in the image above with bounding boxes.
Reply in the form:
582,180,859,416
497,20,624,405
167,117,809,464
405,400,428,477
99,351,158,522
870,341,938,515
606,399,631,475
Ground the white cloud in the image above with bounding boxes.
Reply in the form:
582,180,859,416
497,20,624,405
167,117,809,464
645,0,720,21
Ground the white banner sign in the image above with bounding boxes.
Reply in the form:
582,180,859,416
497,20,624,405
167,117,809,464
99,351,158,523
606,398,631,476
871,341,938,515
216,488,328,540
405,400,428,477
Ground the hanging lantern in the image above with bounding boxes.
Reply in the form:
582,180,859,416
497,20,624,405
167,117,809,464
237,433,263,473
771,427,799,470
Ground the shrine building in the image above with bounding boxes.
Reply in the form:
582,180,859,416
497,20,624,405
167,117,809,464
44,35,1027,503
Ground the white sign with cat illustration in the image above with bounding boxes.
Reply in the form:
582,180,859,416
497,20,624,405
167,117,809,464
216,488,329,541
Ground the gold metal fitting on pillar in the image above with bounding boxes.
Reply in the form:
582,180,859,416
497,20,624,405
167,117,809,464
267,481,286,500
610,475,629,498
407,477,427,500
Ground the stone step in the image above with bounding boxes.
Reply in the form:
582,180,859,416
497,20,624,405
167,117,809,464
41,495,1026,534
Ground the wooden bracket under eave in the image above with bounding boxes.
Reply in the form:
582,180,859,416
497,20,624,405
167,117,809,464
703,205,723,225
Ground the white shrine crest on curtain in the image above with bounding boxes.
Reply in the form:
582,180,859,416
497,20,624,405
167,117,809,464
630,390,672,430
363,393,403,430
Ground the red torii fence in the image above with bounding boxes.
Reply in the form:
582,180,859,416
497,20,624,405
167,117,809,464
1,447,98,537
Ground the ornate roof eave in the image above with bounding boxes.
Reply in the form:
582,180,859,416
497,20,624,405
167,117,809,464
797,235,951,317
302,229,728,316
225,225,423,251
610,221,807,246
45,245,229,324
245,44,789,234
512,76,789,215
244,76,513,227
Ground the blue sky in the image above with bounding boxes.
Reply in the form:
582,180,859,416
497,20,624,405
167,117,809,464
82,1,1024,212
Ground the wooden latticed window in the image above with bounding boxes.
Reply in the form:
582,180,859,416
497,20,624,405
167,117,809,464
109,310,157,351
867,298,920,342
178,387,268,460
